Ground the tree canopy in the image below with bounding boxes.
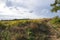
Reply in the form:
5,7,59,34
51,0,60,12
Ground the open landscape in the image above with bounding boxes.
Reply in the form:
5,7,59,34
0,0,60,40
0,17,60,40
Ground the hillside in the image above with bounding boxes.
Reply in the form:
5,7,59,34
0,18,60,40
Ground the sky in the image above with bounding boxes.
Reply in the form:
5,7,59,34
0,0,60,20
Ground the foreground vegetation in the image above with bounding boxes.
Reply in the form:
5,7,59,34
0,17,60,40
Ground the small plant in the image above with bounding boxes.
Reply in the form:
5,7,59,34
0,25,11,40
50,16,60,24
26,28,35,40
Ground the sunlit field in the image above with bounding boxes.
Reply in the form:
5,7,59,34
0,17,60,40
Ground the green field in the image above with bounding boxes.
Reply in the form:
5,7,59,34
0,18,60,40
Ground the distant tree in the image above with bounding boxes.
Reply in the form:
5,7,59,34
51,0,60,12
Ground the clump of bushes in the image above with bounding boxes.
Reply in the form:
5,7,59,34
50,16,60,24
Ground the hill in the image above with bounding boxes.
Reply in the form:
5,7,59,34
0,18,60,40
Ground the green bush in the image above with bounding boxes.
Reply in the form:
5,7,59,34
0,30,11,40
50,16,60,24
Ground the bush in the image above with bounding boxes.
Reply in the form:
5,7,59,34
50,16,60,24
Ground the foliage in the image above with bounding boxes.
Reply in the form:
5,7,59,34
0,30,11,40
26,28,35,40
51,0,60,12
50,16,60,24
0,19,60,40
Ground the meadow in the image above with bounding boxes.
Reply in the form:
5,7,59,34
0,17,60,40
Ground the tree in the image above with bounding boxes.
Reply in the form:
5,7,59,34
51,0,60,12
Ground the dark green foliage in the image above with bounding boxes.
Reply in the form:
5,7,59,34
0,30,11,40
51,0,60,12
26,28,35,40
0,23,6,30
50,16,60,24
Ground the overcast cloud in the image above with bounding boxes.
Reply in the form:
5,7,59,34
0,0,60,20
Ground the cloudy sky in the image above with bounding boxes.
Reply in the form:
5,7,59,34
0,0,60,20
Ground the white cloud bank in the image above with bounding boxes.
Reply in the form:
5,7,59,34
0,0,60,20
0,0,40,20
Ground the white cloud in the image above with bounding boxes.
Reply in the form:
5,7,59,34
0,0,60,20
0,1,40,20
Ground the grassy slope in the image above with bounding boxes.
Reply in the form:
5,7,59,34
0,19,60,40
